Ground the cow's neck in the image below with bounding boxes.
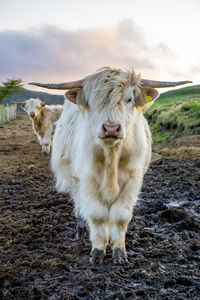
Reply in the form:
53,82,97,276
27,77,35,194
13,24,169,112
100,144,121,203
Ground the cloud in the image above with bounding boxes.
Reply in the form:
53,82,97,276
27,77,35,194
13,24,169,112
189,64,200,76
0,19,184,87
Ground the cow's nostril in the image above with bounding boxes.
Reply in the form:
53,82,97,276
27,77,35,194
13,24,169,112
102,124,108,133
116,124,121,133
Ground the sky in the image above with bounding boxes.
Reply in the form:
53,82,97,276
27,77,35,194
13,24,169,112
0,0,199,93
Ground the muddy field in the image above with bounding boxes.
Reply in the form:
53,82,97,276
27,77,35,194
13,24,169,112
0,115,200,299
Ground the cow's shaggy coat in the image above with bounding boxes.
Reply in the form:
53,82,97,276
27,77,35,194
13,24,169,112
22,98,63,155
51,68,159,263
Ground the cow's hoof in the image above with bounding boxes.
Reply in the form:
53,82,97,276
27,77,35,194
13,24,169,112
76,216,87,239
112,248,128,264
90,248,105,265
41,151,48,156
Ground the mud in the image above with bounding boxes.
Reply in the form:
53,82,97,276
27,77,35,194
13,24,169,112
0,115,200,299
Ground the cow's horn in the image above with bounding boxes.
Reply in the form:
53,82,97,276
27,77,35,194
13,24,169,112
29,79,84,90
140,79,192,88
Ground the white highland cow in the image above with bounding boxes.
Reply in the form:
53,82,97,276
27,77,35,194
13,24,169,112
21,98,63,155
30,67,191,264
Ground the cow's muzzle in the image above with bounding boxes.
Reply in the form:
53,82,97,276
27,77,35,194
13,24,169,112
30,112,35,118
102,123,122,138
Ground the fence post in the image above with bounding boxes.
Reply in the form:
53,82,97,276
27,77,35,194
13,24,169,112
4,104,6,122
11,105,13,119
0,104,17,122
2,104,5,122
10,105,13,119
7,104,9,121
1,105,3,122
0,105,1,122
1,105,4,122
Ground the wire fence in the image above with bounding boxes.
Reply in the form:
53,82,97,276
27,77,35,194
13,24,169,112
0,104,17,122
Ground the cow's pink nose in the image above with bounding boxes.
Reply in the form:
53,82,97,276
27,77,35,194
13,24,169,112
102,123,121,137
30,112,35,117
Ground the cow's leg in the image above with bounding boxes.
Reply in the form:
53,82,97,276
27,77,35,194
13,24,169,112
79,178,109,264
37,135,45,155
41,144,49,156
74,199,87,239
88,218,109,265
76,215,87,239
109,174,143,263
109,210,130,263
41,143,51,155
37,135,42,145
41,129,52,155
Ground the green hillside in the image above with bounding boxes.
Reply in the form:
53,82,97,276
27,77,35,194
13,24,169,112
153,84,200,107
3,89,65,111
146,85,200,148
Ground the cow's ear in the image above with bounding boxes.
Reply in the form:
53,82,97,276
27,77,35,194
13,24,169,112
65,88,87,105
134,87,160,112
65,90,78,104
65,88,88,112
21,102,26,108
144,87,159,102
138,87,159,106
140,87,160,112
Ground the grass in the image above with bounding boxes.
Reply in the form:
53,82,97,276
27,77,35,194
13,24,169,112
145,85,200,148
153,85,200,107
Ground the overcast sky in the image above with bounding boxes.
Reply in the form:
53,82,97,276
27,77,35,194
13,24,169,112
0,0,199,93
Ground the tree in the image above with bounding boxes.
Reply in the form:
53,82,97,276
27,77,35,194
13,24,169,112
0,79,24,103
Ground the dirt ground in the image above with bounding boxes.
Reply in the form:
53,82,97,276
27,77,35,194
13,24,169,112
157,135,200,160
0,114,200,300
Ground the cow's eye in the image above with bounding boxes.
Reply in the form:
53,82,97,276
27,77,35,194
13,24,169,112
126,97,135,105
